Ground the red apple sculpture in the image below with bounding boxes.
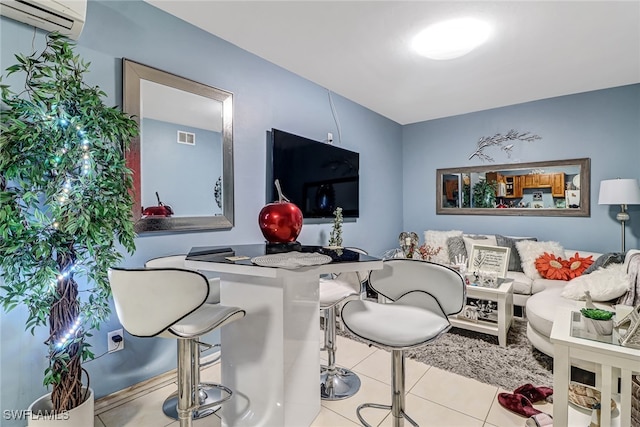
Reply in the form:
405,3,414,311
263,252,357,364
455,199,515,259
259,180,303,243
142,192,174,217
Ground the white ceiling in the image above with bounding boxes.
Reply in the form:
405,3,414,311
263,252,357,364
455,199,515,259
146,1,640,125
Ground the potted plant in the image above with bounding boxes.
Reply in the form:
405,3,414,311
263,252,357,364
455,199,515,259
472,179,497,208
0,33,138,424
580,308,615,336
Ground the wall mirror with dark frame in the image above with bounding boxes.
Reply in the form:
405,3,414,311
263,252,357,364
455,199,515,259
123,59,234,233
436,158,590,217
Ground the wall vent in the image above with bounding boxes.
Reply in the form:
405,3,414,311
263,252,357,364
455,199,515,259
177,130,195,146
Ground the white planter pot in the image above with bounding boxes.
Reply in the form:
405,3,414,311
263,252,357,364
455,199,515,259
584,317,614,336
28,388,94,427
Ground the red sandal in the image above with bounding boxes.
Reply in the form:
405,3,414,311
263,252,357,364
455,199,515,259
498,393,542,417
514,383,553,403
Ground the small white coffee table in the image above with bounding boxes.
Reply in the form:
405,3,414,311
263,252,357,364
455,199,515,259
551,308,640,427
448,277,514,347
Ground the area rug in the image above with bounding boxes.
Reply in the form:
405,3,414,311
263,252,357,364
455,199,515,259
339,318,554,391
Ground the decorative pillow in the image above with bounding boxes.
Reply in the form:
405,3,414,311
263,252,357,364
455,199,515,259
462,234,497,259
495,235,537,273
561,263,630,301
423,230,463,265
583,252,625,275
447,235,467,264
565,252,594,279
535,253,570,281
515,240,564,280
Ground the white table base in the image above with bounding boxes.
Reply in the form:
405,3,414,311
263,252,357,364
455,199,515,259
218,272,320,427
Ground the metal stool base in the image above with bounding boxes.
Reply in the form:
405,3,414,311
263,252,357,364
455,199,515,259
163,382,229,421
356,402,419,427
320,365,361,400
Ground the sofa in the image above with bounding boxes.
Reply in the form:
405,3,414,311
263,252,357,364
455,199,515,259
422,230,602,308
526,249,640,358
421,230,638,358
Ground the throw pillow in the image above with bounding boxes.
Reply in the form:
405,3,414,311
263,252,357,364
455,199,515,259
495,235,537,273
515,240,564,280
462,234,497,259
535,253,570,281
423,230,463,265
583,252,625,275
447,235,467,264
565,252,594,279
561,263,630,301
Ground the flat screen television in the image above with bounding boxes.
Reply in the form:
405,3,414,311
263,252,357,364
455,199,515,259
266,128,359,218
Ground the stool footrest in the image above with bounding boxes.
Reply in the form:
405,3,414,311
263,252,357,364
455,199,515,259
163,382,232,421
356,402,419,427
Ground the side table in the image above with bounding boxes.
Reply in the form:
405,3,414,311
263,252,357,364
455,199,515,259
448,278,514,347
550,308,640,427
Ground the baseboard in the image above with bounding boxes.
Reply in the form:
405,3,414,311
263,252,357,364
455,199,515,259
94,369,176,415
95,350,221,415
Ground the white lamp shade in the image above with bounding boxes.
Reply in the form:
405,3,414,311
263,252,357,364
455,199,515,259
598,178,640,205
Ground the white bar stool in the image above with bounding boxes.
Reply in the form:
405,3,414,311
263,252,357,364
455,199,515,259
108,267,245,427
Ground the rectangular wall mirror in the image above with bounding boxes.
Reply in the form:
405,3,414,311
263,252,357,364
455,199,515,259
436,158,590,217
123,59,234,233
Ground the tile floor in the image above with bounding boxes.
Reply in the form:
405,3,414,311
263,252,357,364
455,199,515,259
94,333,551,427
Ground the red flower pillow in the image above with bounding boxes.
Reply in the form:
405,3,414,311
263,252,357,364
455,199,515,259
566,252,594,279
535,252,570,281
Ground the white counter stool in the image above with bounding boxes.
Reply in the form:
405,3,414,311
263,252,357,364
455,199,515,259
108,267,245,427
341,259,465,426
145,255,223,420
320,247,369,400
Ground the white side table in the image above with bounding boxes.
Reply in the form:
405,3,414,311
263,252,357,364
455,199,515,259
550,308,640,427
448,278,513,346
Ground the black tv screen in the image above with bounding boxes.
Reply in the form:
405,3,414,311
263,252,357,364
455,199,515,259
267,129,359,218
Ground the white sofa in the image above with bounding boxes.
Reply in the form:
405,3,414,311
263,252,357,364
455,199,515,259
526,249,639,358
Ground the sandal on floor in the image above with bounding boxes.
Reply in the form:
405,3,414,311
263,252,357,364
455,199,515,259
514,383,554,403
525,412,553,427
498,393,542,418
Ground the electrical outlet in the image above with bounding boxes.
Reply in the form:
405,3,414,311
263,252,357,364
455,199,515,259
107,328,124,353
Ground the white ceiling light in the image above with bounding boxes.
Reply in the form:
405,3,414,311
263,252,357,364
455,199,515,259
412,18,492,60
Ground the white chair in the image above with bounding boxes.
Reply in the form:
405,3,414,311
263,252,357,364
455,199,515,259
108,267,245,427
341,259,465,426
320,247,369,400
144,255,222,420
146,255,220,304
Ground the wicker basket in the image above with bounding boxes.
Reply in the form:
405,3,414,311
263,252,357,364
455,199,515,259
632,375,640,427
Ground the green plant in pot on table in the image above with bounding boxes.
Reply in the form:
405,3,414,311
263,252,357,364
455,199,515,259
0,33,138,422
581,308,615,336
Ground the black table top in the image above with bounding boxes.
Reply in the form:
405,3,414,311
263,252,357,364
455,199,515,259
186,243,378,267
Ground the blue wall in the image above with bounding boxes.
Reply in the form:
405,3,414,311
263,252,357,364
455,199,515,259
402,84,640,253
0,0,403,422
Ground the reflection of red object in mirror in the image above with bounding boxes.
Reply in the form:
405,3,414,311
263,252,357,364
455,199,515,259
258,201,303,243
142,192,174,217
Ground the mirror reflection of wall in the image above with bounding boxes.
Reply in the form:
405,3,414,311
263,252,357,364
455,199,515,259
139,79,223,217
141,119,222,216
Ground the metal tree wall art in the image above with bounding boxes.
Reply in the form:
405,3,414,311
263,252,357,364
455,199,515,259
468,129,541,162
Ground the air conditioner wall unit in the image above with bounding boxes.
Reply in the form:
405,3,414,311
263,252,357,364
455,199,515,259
0,0,86,40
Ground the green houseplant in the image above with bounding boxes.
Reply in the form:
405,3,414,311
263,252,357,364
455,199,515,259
472,179,497,208
0,33,137,415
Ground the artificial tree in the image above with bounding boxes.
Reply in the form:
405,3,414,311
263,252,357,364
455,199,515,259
0,33,138,412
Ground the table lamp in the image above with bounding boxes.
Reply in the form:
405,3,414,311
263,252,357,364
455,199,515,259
598,178,640,252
